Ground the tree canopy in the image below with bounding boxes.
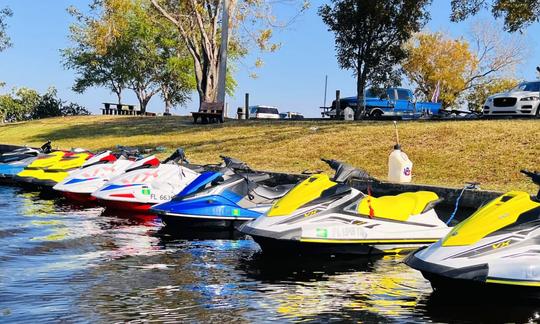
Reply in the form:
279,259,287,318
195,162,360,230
64,0,196,113
451,0,540,32
151,0,308,107
0,6,12,52
319,0,430,118
403,21,526,109
0,87,89,123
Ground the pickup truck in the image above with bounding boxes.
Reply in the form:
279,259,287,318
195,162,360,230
321,87,442,119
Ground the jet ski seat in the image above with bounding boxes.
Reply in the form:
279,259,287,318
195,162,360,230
252,184,295,200
358,191,439,221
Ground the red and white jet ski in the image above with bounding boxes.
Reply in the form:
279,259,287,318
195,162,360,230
53,149,139,203
91,149,202,212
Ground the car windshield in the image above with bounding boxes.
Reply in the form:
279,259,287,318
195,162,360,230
256,107,279,114
512,82,540,92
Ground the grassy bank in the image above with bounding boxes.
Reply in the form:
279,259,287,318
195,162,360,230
0,115,538,192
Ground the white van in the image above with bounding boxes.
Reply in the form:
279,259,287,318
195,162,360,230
248,106,280,119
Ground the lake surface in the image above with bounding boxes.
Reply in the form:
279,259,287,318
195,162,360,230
0,186,538,323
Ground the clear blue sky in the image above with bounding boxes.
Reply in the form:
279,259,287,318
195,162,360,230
0,0,538,117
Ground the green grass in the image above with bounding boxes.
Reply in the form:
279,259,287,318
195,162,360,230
1,115,538,192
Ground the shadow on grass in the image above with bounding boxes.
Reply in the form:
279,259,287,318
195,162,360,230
29,117,195,142
27,116,312,153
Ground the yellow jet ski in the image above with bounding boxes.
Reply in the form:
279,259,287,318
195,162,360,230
14,151,67,185
405,170,540,299
240,159,450,255
14,150,92,187
34,151,93,187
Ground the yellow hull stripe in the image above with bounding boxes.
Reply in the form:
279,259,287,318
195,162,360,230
381,247,418,254
299,238,440,244
486,278,540,287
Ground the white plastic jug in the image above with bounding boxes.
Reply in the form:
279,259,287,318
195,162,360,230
388,144,413,183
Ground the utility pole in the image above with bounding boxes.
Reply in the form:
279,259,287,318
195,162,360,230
217,0,230,105
323,75,328,108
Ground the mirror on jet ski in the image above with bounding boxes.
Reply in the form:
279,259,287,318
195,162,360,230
163,148,189,164
220,155,252,172
521,169,540,199
40,140,52,154
321,158,374,184
116,146,141,160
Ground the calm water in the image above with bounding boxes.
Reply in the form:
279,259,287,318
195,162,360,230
0,186,538,323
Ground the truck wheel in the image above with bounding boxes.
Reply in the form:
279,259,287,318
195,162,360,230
370,110,383,120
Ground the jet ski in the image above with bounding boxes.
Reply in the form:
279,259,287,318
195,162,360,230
13,150,70,186
151,155,297,229
31,149,93,187
405,170,540,299
91,149,203,212
53,147,141,203
240,159,450,255
0,141,52,182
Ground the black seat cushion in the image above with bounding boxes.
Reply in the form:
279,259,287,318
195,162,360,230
252,184,295,200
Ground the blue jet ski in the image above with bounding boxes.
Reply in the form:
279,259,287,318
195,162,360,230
151,156,297,229
0,141,52,182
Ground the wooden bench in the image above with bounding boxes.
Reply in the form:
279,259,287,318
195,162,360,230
192,102,224,124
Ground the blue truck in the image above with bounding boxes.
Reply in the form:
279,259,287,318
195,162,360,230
321,87,442,119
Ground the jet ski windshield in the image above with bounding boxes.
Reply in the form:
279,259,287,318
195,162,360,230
266,159,371,217
442,191,540,247
174,171,224,199
267,173,337,217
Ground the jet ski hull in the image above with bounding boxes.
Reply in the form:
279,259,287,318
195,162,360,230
92,160,200,213
249,233,437,255
152,193,266,229
62,191,97,204
12,174,38,186
160,212,255,229
31,179,60,188
96,198,154,212
406,251,540,300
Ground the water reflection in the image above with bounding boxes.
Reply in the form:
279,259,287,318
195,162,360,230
0,186,538,322
419,292,540,323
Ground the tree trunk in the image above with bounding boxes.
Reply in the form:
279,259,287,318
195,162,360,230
135,90,151,114
193,57,218,108
150,0,222,109
115,90,122,105
356,72,367,120
161,84,171,114
164,100,171,115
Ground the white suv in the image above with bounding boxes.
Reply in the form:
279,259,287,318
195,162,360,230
483,81,540,117
248,106,280,119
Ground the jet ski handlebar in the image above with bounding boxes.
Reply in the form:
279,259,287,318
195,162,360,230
321,158,374,183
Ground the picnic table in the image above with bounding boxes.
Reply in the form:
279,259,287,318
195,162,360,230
100,103,155,116
192,102,224,124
